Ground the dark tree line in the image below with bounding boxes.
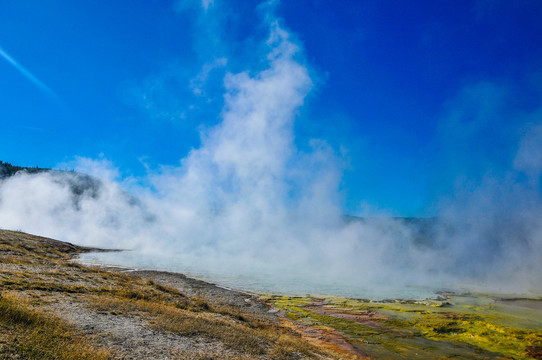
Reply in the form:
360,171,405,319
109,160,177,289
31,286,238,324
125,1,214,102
0,161,49,178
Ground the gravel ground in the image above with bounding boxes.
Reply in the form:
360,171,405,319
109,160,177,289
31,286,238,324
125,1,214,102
129,269,279,322
46,299,236,360
39,268,283,359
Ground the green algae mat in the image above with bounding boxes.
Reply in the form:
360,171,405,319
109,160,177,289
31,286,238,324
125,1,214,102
263,293,542,359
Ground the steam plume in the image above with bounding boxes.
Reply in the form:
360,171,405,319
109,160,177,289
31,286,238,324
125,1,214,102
0,7,541,298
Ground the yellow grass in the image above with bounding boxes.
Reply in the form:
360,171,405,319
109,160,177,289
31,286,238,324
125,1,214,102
0,292,110,360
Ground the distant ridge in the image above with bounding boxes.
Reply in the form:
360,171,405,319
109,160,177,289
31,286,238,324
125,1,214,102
0,160,50,178
342,215,440,246
342,214,437,224
0,160,102,202
0,160,153,221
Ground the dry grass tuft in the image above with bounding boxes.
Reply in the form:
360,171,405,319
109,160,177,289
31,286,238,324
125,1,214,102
0,292,110,360
85,294,334,359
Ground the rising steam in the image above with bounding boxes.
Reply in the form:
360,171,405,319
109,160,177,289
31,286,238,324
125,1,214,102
1,6,541,298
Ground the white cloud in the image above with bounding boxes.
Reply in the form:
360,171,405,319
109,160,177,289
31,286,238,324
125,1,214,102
175,0,215,12
190,57,228,96
201,0,214,11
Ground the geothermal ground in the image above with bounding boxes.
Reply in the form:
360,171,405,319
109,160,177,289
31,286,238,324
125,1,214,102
0,229,541,359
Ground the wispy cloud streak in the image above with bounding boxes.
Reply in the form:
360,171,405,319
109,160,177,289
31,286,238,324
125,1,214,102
0,45,62,102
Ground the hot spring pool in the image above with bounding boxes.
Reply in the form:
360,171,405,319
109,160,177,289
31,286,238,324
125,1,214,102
77,250,450,300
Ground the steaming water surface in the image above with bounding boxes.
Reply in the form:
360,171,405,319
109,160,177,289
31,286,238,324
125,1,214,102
78,250,443,300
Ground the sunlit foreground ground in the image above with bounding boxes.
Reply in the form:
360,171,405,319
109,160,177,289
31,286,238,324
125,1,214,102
0,230,351,359
0,229,541,359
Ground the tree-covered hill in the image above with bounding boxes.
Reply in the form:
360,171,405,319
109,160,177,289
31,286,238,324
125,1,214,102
0,161,49,178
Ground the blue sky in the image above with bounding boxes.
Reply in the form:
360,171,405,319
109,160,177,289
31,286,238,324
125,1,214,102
1,0,542,216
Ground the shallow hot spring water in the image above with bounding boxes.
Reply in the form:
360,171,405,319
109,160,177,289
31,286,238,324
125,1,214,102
78,250,460,300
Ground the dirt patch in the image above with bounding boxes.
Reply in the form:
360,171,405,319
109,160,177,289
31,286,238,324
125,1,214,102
129,270,278,322
45,298,235,359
